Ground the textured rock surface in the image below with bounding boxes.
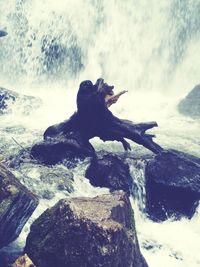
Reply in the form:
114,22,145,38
145,149,200,221
0,164,39,248
31,133,94,165
25,191,148,267
12,254,36,267
178,84,200,118
0,87,42,115
86,152,133,195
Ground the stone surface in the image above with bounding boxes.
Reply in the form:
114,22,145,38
12,254,36,267
145,149,200,221
0,87,42,115
178,84,200,118
86,151,133,195
0,164,39,249
31,133,94,165
25,191,148,267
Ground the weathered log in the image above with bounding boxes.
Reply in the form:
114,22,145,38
44,115,163,154
42,79,163,159
98,119,163,154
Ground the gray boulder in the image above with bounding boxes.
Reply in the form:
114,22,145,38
0,164,38,248
25,191,148,267
178,84,200,118
0,87,42,115
145,149,200,221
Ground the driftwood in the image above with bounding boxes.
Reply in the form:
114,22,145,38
44,79,163,155
44,117,162,154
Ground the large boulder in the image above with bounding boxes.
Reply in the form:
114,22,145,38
145,149,200,221
86,151,133,195
0,164,39,248
31,133,95,165
25,191,148,267
0,87,42,115
178,84,200,118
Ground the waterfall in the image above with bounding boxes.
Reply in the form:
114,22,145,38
1,0,200,93
1,1,200,267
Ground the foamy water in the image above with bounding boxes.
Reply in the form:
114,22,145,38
1,1,200,266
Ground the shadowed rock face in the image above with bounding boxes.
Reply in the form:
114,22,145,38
145,149,200,221
178,84,200,118
25,191,148,267
31,132,95,165
86,152,133,195
0,164,39,249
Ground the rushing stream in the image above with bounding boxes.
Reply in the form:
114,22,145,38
0,1,200,267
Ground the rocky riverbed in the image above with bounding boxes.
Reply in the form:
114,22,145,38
0,85,200,267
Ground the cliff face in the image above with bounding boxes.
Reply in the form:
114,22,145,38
0,164,39,249
25,191,148,267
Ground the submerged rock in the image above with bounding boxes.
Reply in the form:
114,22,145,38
12,254,35,267
25,191,148,267
31,133,94,165
145,149,200,221
0,164,38,249
11,162,74,199
0,87,42,115
178,84,200,118
86,151,133,195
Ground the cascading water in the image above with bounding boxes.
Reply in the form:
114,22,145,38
0,1,200,266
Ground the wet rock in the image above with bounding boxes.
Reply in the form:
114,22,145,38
12,254,36,267
0,164,39,249
0,87,42,115
12,163,74,199
41,189,55,200
145,149,200,221
0,30,8,37
31,133,94,165
39,165,74,193
25,191,148,267
86,151,133,195
178,84,200,118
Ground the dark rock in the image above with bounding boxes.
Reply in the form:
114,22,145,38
86,151,133,195
0,30,8,37
41,190,55,200
25,191,148,267
145,149,200,221
0,87,42,115
178,84,200,118
31,133,95,165
0,164,38,249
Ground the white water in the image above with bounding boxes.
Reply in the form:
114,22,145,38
1,1,200,266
